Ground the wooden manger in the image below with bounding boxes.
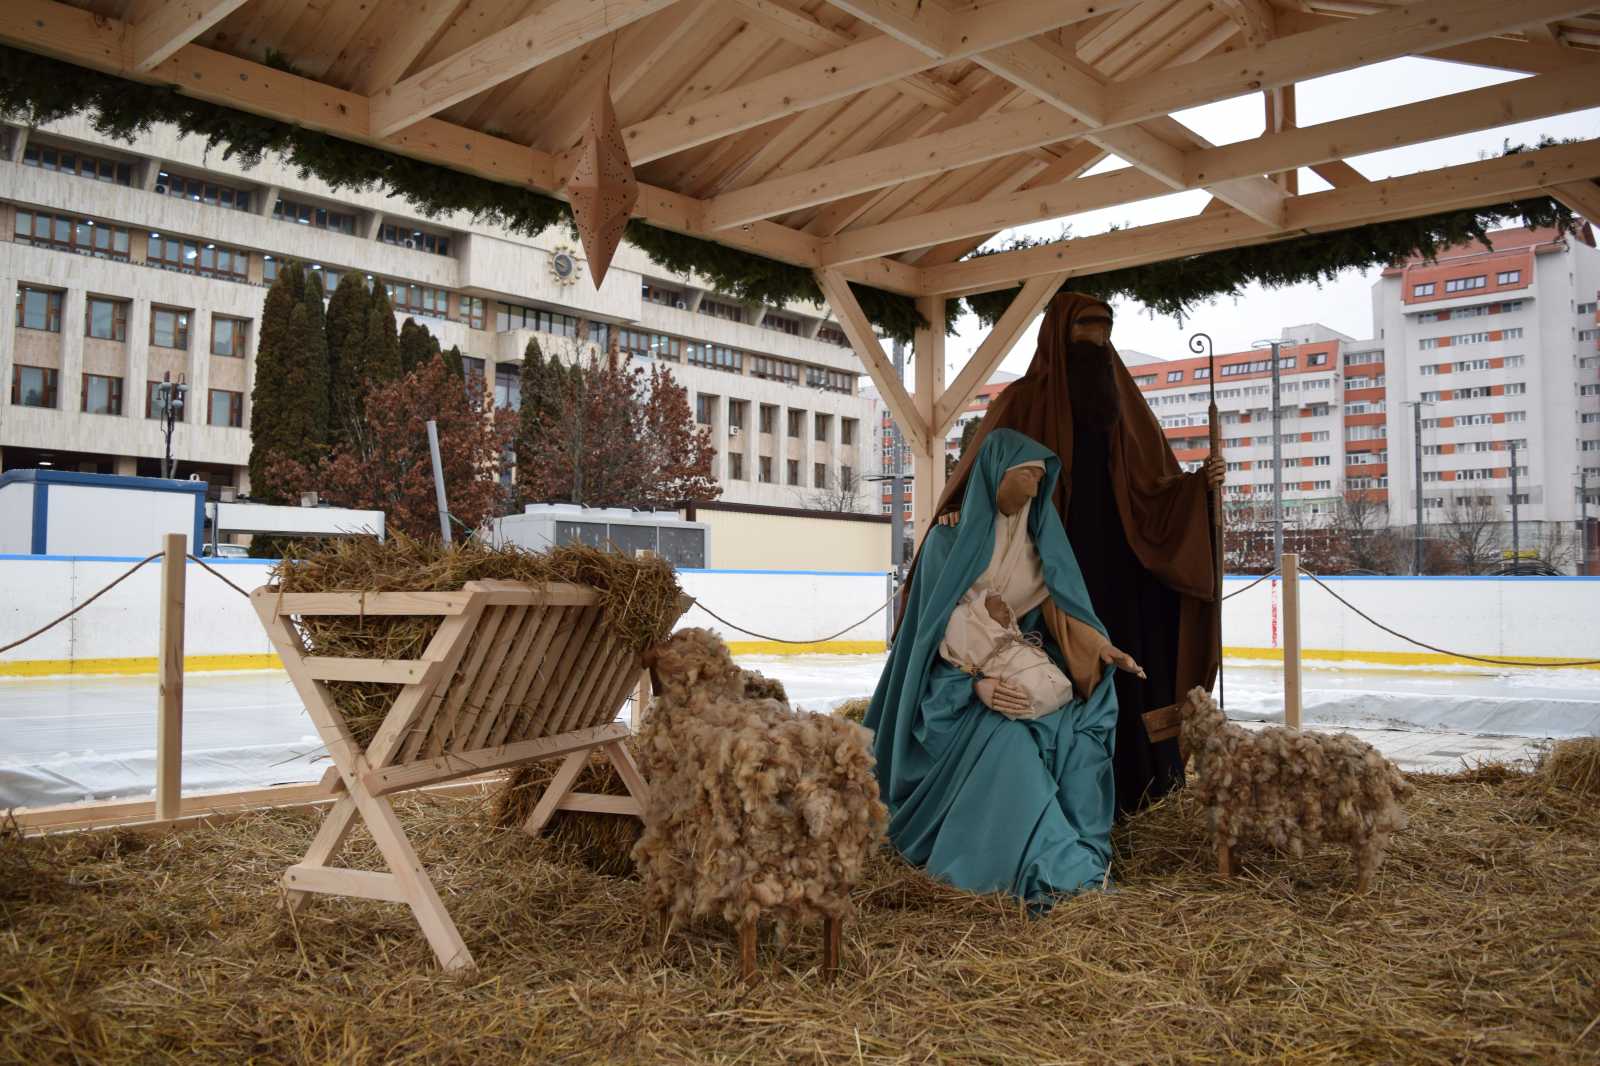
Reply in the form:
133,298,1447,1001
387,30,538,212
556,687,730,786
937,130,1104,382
253,578,683,972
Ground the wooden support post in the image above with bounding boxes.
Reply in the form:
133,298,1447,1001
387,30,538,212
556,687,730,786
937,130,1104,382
155,533,186,821
633,668,651,729
822,916,842,982
1281,551,1301,730
911,295,947,545
739,919,759,982
1217,841,1233,879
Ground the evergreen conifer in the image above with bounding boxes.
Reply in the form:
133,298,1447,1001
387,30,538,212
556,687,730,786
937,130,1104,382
398,317,440,374
364,283,401,384
247,262,307,501
324,272,371,445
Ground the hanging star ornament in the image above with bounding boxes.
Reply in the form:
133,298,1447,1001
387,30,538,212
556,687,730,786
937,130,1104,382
566,81,638,290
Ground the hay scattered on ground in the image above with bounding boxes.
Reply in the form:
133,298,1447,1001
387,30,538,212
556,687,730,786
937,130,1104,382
491,746,641,878
6,758,1598,1065
273,535,683,745
834,697,869,724
1540,737,1600,798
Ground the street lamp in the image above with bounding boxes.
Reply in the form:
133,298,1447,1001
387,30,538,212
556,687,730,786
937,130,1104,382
1401,399,1434,575
153,371,188,479
1250,339,1285,566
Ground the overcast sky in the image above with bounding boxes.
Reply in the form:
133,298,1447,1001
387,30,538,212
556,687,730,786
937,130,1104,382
921,56,1600,382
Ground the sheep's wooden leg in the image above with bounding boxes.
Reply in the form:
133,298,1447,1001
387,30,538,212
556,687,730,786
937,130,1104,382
1356,866,1372,895
739,919,758,982
1217,841,1233,879
822,916,842,983
658,906,672,951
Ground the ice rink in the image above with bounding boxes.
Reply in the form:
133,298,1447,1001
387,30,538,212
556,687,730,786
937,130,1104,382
4,656,1597,809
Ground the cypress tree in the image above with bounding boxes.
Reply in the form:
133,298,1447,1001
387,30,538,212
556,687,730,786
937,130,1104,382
247,262,307,501
442,343,466,380
324,271,371,446
364,283,401,384
398,316,440,374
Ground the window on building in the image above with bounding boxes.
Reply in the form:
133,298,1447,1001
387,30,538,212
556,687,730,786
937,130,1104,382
805,366,853,393
379,223,451,256
816,324,848,347
727,400,747,432
841,464,853,487
688,343,742,373
1193,366,1210,379
22,143,133,185
209,389,244,427
815,414,831,443
80,373,123,415
211,316,249,358
750,355,798,383
1505,382,1527,395
16,285,64,332
11,365,58,408
461,297,486,330
1496,270,1521,285
1134,374,1157,386
1413,283,1435,297
460,357,485,393
759,456,773,483
765,312,801,335
841,418,857,446
814,462,826,487
786,459,800,485
84,297,128,341
14,210,131,260
787,409,803,438
695,394,714,425
145,379,186,421
149,307,190,350
273,197,356,234
1166,370,1183,382
155,170,251,211
641,283,685,308
1579,328,1600,343
384,281,450,319
493,364,520,410
729,453,744,480
700,298,742,322
1444,275,1487,293
759,404,777,434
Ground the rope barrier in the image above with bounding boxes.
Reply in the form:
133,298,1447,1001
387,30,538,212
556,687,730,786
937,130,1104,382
690,596,891,646
1298,570,1600,668
186,554,254,598
1221,568,1280,601
0,553,162,655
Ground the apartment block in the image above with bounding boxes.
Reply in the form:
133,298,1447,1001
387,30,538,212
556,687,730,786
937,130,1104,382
0,117,874,510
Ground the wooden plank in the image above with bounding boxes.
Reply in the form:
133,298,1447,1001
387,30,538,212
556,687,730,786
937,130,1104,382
450,604,531,753
1282,552,1303,730
524,607,603,740
911,294,946,542
424,604,510,757
972,38,1107,125
383,610,481,766
301,657,433,684
131,0,250,71
522,749,589,835
487,606,567,747
547,624,618,736
468,604,551,751
367,0,681,137
155,532,186,821
465,579,600,608
814,268,930,455
1549,179,1600,223
349,787,474,971
283,795,360,914
505,605,588,744
365,723,631,796
601,738,650,806
934,272,1067,436
554,793,641,815
572,641,637,732
283,864,409,904
264,590,471,616
344,0,462,95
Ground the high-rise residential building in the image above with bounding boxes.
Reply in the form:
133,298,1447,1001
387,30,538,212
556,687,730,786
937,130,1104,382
1376,224,1600,558
0,116,875,511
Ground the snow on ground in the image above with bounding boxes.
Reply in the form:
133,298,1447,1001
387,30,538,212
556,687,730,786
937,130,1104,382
3,656,1593,809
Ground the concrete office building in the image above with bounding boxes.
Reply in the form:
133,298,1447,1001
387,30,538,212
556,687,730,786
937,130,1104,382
1,116,875,511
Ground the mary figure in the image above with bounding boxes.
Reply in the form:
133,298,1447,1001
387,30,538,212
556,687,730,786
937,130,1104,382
865,429,1144,902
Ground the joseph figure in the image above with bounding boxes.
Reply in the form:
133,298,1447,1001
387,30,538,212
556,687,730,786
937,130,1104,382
923,292,1223,815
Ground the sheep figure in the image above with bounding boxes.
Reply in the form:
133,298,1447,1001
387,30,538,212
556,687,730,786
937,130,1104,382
1180,686,1414,892
632,628,886,981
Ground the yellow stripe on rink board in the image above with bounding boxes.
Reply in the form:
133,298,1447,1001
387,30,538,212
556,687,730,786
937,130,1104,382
726,640,886,657
1224,646,1600,670
0,654,283,678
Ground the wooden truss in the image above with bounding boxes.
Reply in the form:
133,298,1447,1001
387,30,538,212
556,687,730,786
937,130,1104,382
253,580,678,971
6,0,1599,538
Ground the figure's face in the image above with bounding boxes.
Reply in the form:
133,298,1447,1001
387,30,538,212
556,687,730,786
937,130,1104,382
996,465,1045,516
1069,313,1113,348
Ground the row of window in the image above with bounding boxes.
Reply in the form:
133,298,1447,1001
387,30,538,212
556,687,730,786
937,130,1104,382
1418,328,1524,350
15,210,131,260
1421,411,1527,428
22,143,134,186
1416,300,1523,323
1420,383,1527,402
16,285,250,355
1423,466,1529,482
379,223,451,257
156,170,252,212
728,454,857,487
1424,439,1529,455
1420,355,1527,375
1412,271,1520,298
10,365,244,426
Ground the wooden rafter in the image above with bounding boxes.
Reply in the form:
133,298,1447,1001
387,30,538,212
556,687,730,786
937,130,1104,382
919,138,1600,297
1548,180,1600,224
368,0,681,138
814,269,929,456
341,0,461,96
934,272,1066,436
1215,0,1277,47
129,0,249,71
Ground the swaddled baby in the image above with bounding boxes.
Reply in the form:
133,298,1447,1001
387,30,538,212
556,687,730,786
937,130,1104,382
940,587,1073,720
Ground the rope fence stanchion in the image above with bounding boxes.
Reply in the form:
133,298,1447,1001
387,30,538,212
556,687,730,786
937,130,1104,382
0,552,164,656
1299,570,1600,669
690,597,892,647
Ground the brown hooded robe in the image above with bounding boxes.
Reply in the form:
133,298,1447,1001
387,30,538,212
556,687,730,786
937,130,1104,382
917,292,1219,815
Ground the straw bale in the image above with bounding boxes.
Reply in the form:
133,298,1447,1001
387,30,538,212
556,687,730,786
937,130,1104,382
834,697,869,725
1541,736,1600,798
4,764,1599,1064
271,535,683,746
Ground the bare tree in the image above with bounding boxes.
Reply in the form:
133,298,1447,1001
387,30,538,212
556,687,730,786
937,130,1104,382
1530,519,1578,574
1330,491,1406,574
799,466,865,513
1440,493,1504,574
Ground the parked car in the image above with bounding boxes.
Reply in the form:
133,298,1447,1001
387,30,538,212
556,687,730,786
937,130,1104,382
202,544,250,559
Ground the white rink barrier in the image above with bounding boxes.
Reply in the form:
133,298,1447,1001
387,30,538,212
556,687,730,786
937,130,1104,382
0,556,893,677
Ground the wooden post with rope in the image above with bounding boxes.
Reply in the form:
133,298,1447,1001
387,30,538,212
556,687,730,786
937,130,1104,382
155,533,186,821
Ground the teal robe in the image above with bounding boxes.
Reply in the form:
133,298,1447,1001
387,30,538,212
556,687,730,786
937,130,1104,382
865,429,1118,902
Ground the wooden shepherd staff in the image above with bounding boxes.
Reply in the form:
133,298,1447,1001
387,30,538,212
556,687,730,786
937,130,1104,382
1189,333,1225,714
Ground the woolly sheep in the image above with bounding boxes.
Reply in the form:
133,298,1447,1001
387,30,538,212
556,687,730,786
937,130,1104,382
632,628,886,977
1180,686,1413,892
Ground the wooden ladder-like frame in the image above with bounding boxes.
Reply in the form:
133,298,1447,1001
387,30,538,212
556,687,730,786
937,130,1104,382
253,579,667,971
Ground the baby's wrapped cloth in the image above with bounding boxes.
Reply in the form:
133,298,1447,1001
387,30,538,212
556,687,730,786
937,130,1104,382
939,588,1072,720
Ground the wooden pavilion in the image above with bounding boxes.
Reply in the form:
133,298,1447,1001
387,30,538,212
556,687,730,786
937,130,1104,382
3,0,1599,541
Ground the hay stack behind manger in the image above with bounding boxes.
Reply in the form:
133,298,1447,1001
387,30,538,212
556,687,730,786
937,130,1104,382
255,536,688,972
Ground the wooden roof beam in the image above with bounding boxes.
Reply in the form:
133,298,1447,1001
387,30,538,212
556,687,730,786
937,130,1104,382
814,268,930,456
1548,180,1600,225
368,0,682,138
933,272,1067,436
130,0,249,71
711,0,1593,230
1215,0,1276,48
919,138,1600,297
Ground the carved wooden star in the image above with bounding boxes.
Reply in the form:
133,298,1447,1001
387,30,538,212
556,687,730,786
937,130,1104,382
567,83,638,290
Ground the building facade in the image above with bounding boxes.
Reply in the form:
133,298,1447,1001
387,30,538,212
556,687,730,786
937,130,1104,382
0,117,875,511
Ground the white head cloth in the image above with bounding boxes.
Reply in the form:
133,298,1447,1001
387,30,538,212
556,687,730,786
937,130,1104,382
974,460,1049,617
